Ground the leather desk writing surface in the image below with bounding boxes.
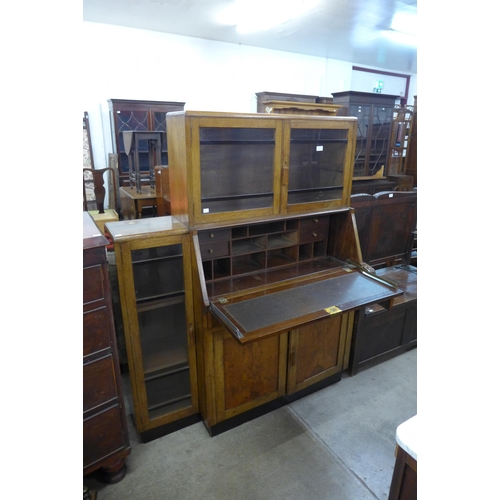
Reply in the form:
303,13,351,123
210,270,403,344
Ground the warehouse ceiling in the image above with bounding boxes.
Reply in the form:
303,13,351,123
83,0,417,73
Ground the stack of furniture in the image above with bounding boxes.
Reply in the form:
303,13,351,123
108,99,185,187
347,191,417,375
83,212,130,481
108,111,407,439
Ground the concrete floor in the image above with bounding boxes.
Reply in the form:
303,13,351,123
85,348,417,500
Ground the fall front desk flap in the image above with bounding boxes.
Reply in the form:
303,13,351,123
209,270,403,344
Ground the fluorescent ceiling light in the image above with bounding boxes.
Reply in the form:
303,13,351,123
384,29,417,46
217,0,320,34
391,10,417,37
384,5,417,46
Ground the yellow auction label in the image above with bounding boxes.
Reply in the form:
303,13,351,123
325,306,342,315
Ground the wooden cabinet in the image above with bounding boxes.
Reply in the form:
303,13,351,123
331,91,398,178
166,111,357,226
209,313,353,428
106,216,200,442
347,191,417,375
83,212,130,482
108,99,185,187
347,267,417,375
190,210,402,434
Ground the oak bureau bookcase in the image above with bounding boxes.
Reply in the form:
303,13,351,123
165,111,404,435
108,111,406,439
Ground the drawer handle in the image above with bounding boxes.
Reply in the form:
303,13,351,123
208,248,214,254
312,232,317,237
210,233,215,238
313,218,319,223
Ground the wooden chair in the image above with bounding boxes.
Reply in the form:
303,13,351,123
83,167,119,236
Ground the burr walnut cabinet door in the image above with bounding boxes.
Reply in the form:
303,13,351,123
213,327,288,423
287,313,351,394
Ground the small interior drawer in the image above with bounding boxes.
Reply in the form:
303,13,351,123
200,241,230,260
199,228,231,244
299,216,329,243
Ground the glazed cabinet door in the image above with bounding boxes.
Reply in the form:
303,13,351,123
287,312,353,394
190,116,283,224
117,233,198,433
282,118,356,213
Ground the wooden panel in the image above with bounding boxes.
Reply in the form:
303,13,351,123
388,445,417,500
83,307,112,357
359,307,407,360
294,314,342,384
223,333,282,410
83,355,117,412
83,265,104,305
83,405,127,468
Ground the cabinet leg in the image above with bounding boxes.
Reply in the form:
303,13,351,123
98,459,127,484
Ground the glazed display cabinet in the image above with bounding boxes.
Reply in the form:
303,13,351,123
106,217,199,442
331,91,398,178
166,111,358,226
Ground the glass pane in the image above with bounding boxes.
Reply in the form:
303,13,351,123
288,128,347,204
350,104,371,176
132,244,192,420
199,127,275,214
153,111,167,131
370,106,393,175
117,111,149,175
117,110,149,132
132,245,184,301
138,299,191,418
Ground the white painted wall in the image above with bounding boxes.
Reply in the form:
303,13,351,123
83,21,416,169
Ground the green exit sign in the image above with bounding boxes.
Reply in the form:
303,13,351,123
373,80,384,93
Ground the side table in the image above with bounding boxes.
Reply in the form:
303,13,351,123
119,186,157,219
